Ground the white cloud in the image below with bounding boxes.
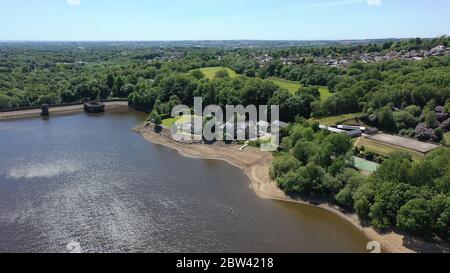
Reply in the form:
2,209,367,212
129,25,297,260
67,0,81,6
367,0,382,6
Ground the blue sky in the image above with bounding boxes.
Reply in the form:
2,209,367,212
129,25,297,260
0,0,449,41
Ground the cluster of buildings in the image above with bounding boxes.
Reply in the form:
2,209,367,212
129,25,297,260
319,124,378,138
249,45,450,68
147,54,184,63
173,119,289,141
254,54,275,64
251,53,305,65
323,45,450,67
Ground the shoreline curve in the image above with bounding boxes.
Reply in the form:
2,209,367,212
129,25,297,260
135,124,416,253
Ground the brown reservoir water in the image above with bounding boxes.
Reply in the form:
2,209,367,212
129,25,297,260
0,110,369,253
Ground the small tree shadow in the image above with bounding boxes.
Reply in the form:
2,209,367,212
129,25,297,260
203,138,217,145
403,234,450,253
154,125,163,133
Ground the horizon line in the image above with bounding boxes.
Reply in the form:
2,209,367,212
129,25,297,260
0,35,448,43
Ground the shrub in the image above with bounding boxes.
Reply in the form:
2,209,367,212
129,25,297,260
439,118,450,131
393,110,418,130
404,105,422,117
270,155,300,179
214,69,230,79
424,110,438,128
355,196,372,220
397,198,433,236
415,123,437,142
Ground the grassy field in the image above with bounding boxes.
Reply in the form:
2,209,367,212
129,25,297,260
268,77,332,101
195,67,237,80
162,116,181,128
162,115,203,128
355,137,425,161
313,113,363,126
191,69,332,101
318,86,333,101
445,132,450,146
268,78,301,93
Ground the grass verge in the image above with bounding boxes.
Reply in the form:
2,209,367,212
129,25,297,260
354,137,425,161
313,113,363,126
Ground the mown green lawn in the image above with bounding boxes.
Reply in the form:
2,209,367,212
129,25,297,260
162,115,203,128
318,86,333,101
268,78,301,93
194,67,237,80
268,77,332,101
162,116,181,128
355,137,425,161
191,68,332,101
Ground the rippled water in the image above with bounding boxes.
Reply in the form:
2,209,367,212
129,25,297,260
0,110,369,253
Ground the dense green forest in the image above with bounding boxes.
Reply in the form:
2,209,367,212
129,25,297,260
1,38,450,242
272,121,450,241
2,38,449,142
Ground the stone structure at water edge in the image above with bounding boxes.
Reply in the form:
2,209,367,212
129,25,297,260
84,102,105,113
41,104,49,116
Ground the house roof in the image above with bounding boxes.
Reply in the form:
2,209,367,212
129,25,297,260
347,129,362,137
257,121,270,127
272,120,289,128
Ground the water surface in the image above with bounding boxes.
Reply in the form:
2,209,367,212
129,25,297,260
0,110,369,253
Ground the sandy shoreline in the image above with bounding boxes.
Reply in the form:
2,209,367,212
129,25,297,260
135,124,420,253
0,101,129,120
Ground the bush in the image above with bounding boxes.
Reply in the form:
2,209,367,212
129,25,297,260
355,196,372,220
393,110,419,130
377,107,397,132
397,198,433,236
0,93,19,109
399,128,415,137
270,155,300,179
293,140,317,165
214,69,230,79
369,182,421,229
445,100,450,113
431,195,450,239
415,123,438,142
276,171,299,192
37,94,56,105
404,105,422,117
276,162,331,196
424,110,438,128
295,163,328,195
335,171,364,208
439,118,450,131
147,110,162,126
191,70,205,80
